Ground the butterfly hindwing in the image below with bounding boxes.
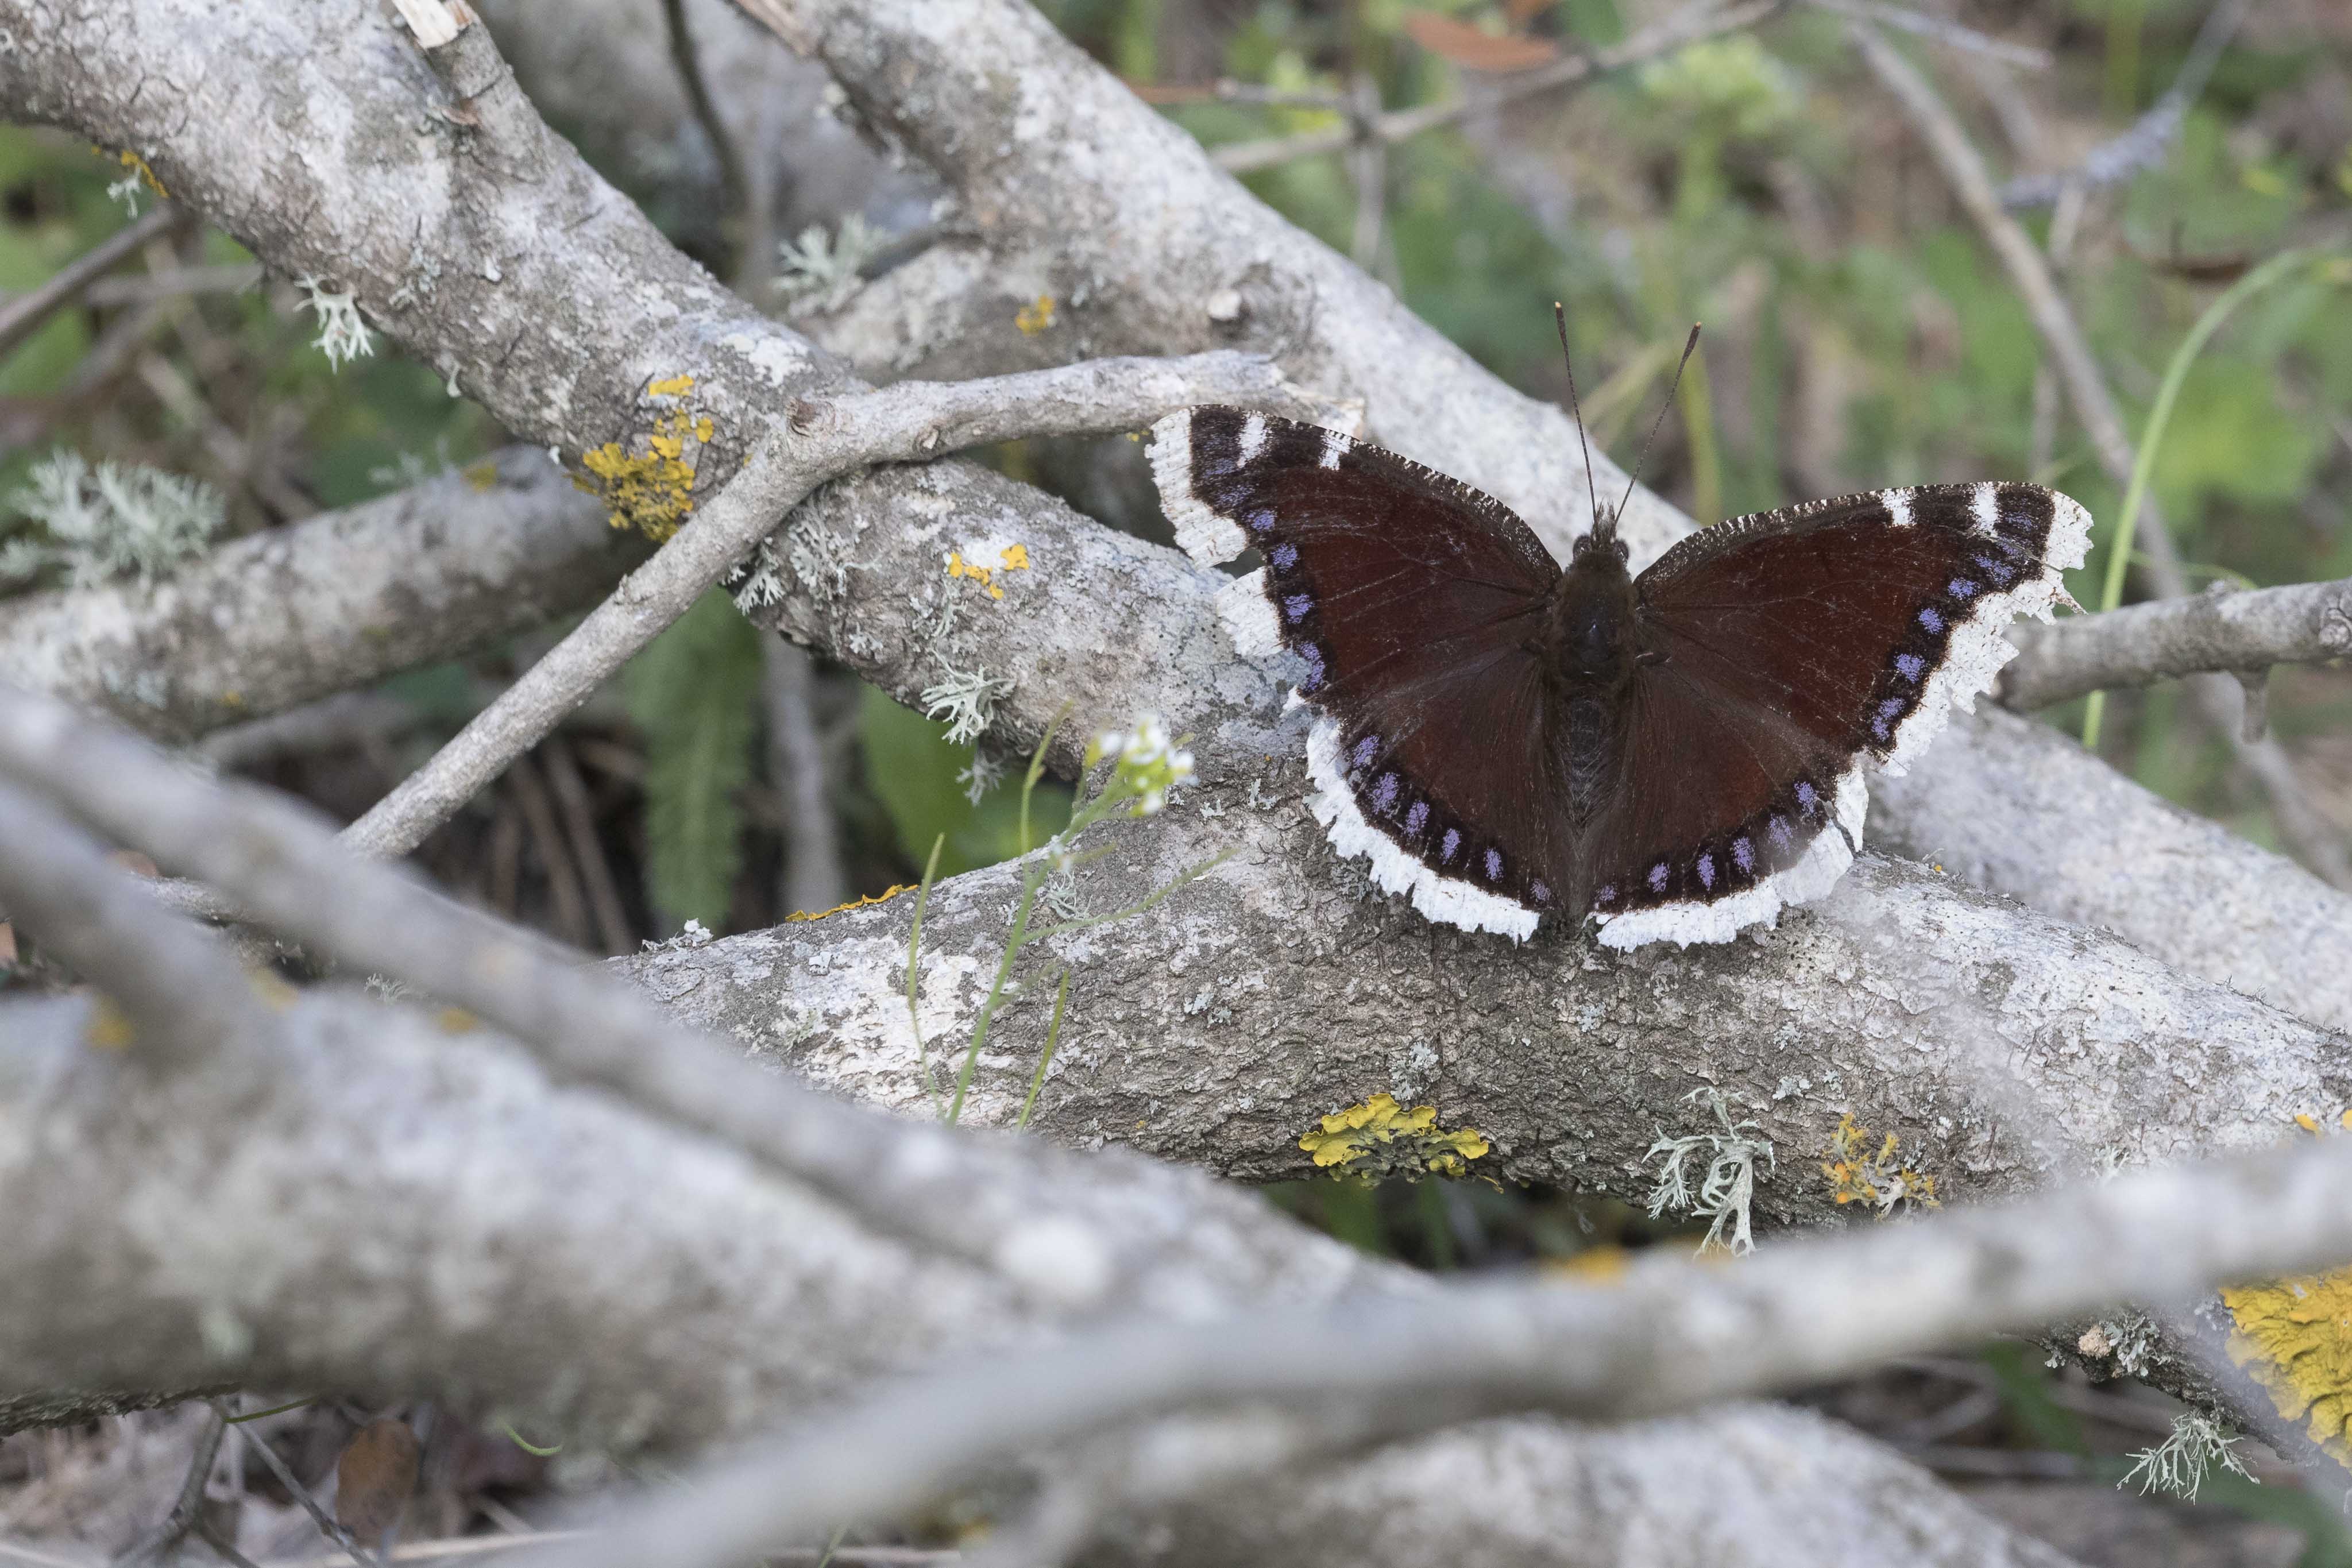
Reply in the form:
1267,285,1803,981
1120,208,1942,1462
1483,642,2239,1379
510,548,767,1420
1588,482,2090,947
1150,407,1566,939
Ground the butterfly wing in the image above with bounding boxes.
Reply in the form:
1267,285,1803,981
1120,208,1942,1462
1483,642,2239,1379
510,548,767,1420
1150,406,1568,939
1587,481,2090,948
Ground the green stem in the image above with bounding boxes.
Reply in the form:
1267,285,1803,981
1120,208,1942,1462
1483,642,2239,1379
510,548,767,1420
1030,849,1236,941
2081,247,2315,750
946,862,1042,1126
906,832,947,1117
1020,700,1075,855
1016,969,1071,1132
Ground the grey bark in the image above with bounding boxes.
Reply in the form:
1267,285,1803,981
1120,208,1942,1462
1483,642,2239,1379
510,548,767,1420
2000,576,2352,711
733,0,2352,1016
0,448,642,743
6,0,2345,1045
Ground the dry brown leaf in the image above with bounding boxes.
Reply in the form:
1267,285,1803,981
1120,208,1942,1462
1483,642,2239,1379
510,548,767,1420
336,1417,421,1546
1402,11,1561,72
0,921,16,966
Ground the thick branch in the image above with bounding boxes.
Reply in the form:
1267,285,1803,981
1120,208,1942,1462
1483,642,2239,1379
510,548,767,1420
562,1127,2352,1568
0,778,264,1065
0,448,643,743
341,349,1316,860
14,0,2349,1039
2001,576,2352,711
736,0,2352,1022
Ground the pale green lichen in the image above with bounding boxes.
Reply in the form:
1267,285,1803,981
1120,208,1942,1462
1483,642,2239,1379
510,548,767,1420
2121,1412,2254,1503
1,450,225,589
1644,1087,1773,1256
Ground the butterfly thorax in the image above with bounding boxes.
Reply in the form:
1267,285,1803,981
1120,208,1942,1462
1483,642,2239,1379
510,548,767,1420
1541,531,1639,833
1539,531,1638,697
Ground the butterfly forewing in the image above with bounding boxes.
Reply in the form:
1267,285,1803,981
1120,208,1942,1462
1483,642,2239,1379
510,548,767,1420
1589,482,2088,947
1150,407,1566,937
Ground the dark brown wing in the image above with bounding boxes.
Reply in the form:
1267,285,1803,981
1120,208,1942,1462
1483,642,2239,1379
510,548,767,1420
1149,406,1567,939
1584,481,2089,948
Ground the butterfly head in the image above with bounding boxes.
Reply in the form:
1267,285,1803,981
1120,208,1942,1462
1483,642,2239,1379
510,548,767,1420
1572,508,1629,563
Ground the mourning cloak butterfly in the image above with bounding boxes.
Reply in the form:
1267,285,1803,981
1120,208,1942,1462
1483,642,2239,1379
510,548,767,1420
1148,404,2090,949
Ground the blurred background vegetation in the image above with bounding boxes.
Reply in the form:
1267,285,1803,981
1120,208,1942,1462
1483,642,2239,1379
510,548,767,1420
5,1,2351,1550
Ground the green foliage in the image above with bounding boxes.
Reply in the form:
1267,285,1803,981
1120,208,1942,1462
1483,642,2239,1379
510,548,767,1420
624,589,763,934
859,684,1071,879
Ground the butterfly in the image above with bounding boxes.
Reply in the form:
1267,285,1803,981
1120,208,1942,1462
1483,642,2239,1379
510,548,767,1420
1148,380,2089,951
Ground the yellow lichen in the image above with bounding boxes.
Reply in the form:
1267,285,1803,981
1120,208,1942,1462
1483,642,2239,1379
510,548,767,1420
2218,1109,2352,1459
2222,1270,2352,1461
462,459,501,491
1015,294,1057,335
576,380,717,540
945,540,1032,601
1820,1113,1939,1213
436,1007,480,1034
785,885,914,922
1299,1092,1492,1181
94,145,167,199
83,997,135,1052
1543,1245,1629,1283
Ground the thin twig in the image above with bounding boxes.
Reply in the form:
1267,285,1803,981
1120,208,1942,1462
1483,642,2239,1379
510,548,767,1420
2003,575,2352,712
339,351,1301,864
504,751,594,950
0,203,183,358
539,737,636,955
1851,19,2352,889
2000,0,2250,208
543,1127,2352,1568
222,1406,387,1568
762,635,846,918
0,777,266,1067
1212,1,1782,173
659,0,748,236
1804,0,2049,71
114,1403,229,1567
84,262,264,306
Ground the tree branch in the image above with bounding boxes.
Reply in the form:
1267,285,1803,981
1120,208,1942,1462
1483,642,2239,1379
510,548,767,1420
557,1126,2352,1568
2001,575,2352,713
0,448,643,743
1204,1,1783,175
1997,0,2250,208
0,777,267,1068
730,0,2352,1022
0,203,185,358
340,347,1315,860
1848,17,2352,890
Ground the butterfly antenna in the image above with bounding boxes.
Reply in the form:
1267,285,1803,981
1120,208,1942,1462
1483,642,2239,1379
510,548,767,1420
1554,302,1607,542
1617,323,1704,522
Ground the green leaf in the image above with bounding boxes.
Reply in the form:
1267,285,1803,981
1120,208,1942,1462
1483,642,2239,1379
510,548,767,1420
859,684,1069,879
624,589,762,933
